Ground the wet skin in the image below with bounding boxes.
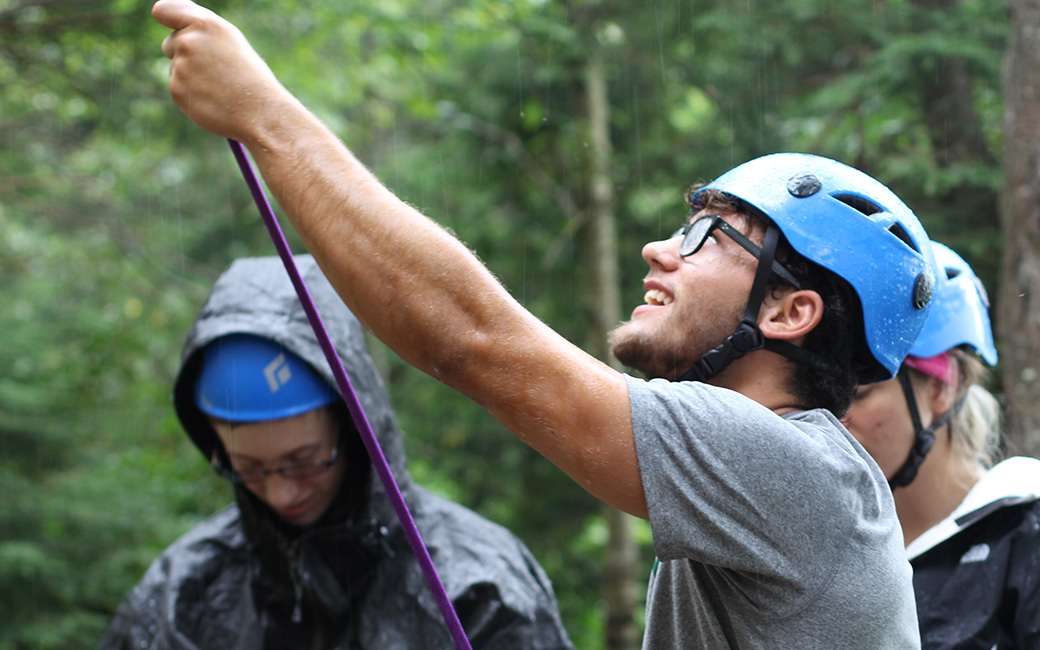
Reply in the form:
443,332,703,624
210,406,346,527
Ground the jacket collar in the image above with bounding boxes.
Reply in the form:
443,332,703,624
906,456,1040,559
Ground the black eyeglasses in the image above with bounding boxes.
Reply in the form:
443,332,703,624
212,436,342,485
672,214,801,289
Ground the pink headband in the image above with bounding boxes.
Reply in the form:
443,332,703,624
904,352,956,384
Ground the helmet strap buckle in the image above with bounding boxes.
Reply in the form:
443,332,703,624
889,366,937,488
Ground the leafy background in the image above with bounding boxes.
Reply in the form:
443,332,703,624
0,0,1009,648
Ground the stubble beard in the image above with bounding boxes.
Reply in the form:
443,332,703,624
610,323,679,380
609,319,709,381
609,304,744,381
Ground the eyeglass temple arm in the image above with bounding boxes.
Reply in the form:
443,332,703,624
717,222,802,289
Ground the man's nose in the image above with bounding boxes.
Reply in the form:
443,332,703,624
642,234,682,270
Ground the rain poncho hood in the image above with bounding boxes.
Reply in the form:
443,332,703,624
98,255,572,650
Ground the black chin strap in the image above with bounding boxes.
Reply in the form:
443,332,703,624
680,226,832,383
680,226,778,382
679,316,763,382
888,366,961,489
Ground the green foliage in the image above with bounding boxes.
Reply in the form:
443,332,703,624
0,0,1009,648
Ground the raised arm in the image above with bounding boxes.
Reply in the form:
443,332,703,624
152,0,646,517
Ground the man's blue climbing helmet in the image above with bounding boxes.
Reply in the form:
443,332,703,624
195,333,338,422
909,242,998,365
693,153,937,380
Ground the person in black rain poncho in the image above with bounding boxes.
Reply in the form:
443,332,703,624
97,255,573,650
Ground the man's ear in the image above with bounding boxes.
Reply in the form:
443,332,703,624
759,289,823,341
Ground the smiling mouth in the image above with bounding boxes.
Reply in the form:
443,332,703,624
644,289,673,306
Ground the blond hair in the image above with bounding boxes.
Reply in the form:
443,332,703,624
947,348,1001,470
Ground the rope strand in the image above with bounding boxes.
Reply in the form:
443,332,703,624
227,139,473,650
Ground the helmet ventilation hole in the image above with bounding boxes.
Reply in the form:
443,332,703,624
885,222,922,254
832,193,883,216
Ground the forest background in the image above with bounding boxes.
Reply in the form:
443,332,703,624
3,0,1038,649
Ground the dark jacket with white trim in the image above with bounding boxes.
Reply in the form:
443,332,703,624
908,456,1040,650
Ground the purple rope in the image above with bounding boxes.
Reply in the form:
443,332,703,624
227,139,473,650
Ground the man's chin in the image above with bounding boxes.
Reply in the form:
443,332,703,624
610,331,666,379
608,322,642,366
609,323,697,381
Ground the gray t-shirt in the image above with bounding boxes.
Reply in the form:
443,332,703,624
628,376,920,649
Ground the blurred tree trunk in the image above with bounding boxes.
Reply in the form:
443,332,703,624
911,0,998,167
583,48,640,650
910,0,999,225
999,0,1040,458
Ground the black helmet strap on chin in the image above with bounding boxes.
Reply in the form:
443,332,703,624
681,225,782,382
888,366,961,489
680,224,833,384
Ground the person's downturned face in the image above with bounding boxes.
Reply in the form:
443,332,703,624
210,406,346,527
610,211,760,380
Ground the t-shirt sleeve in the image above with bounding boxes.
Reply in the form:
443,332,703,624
627,375,867,583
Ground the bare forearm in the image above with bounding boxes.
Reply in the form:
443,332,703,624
152,0,647,517
154,0,554,404
238,108,646,516
238,102,528,385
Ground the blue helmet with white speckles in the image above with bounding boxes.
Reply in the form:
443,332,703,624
909,242,997,365
889,242,995,489
693,153,937,381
